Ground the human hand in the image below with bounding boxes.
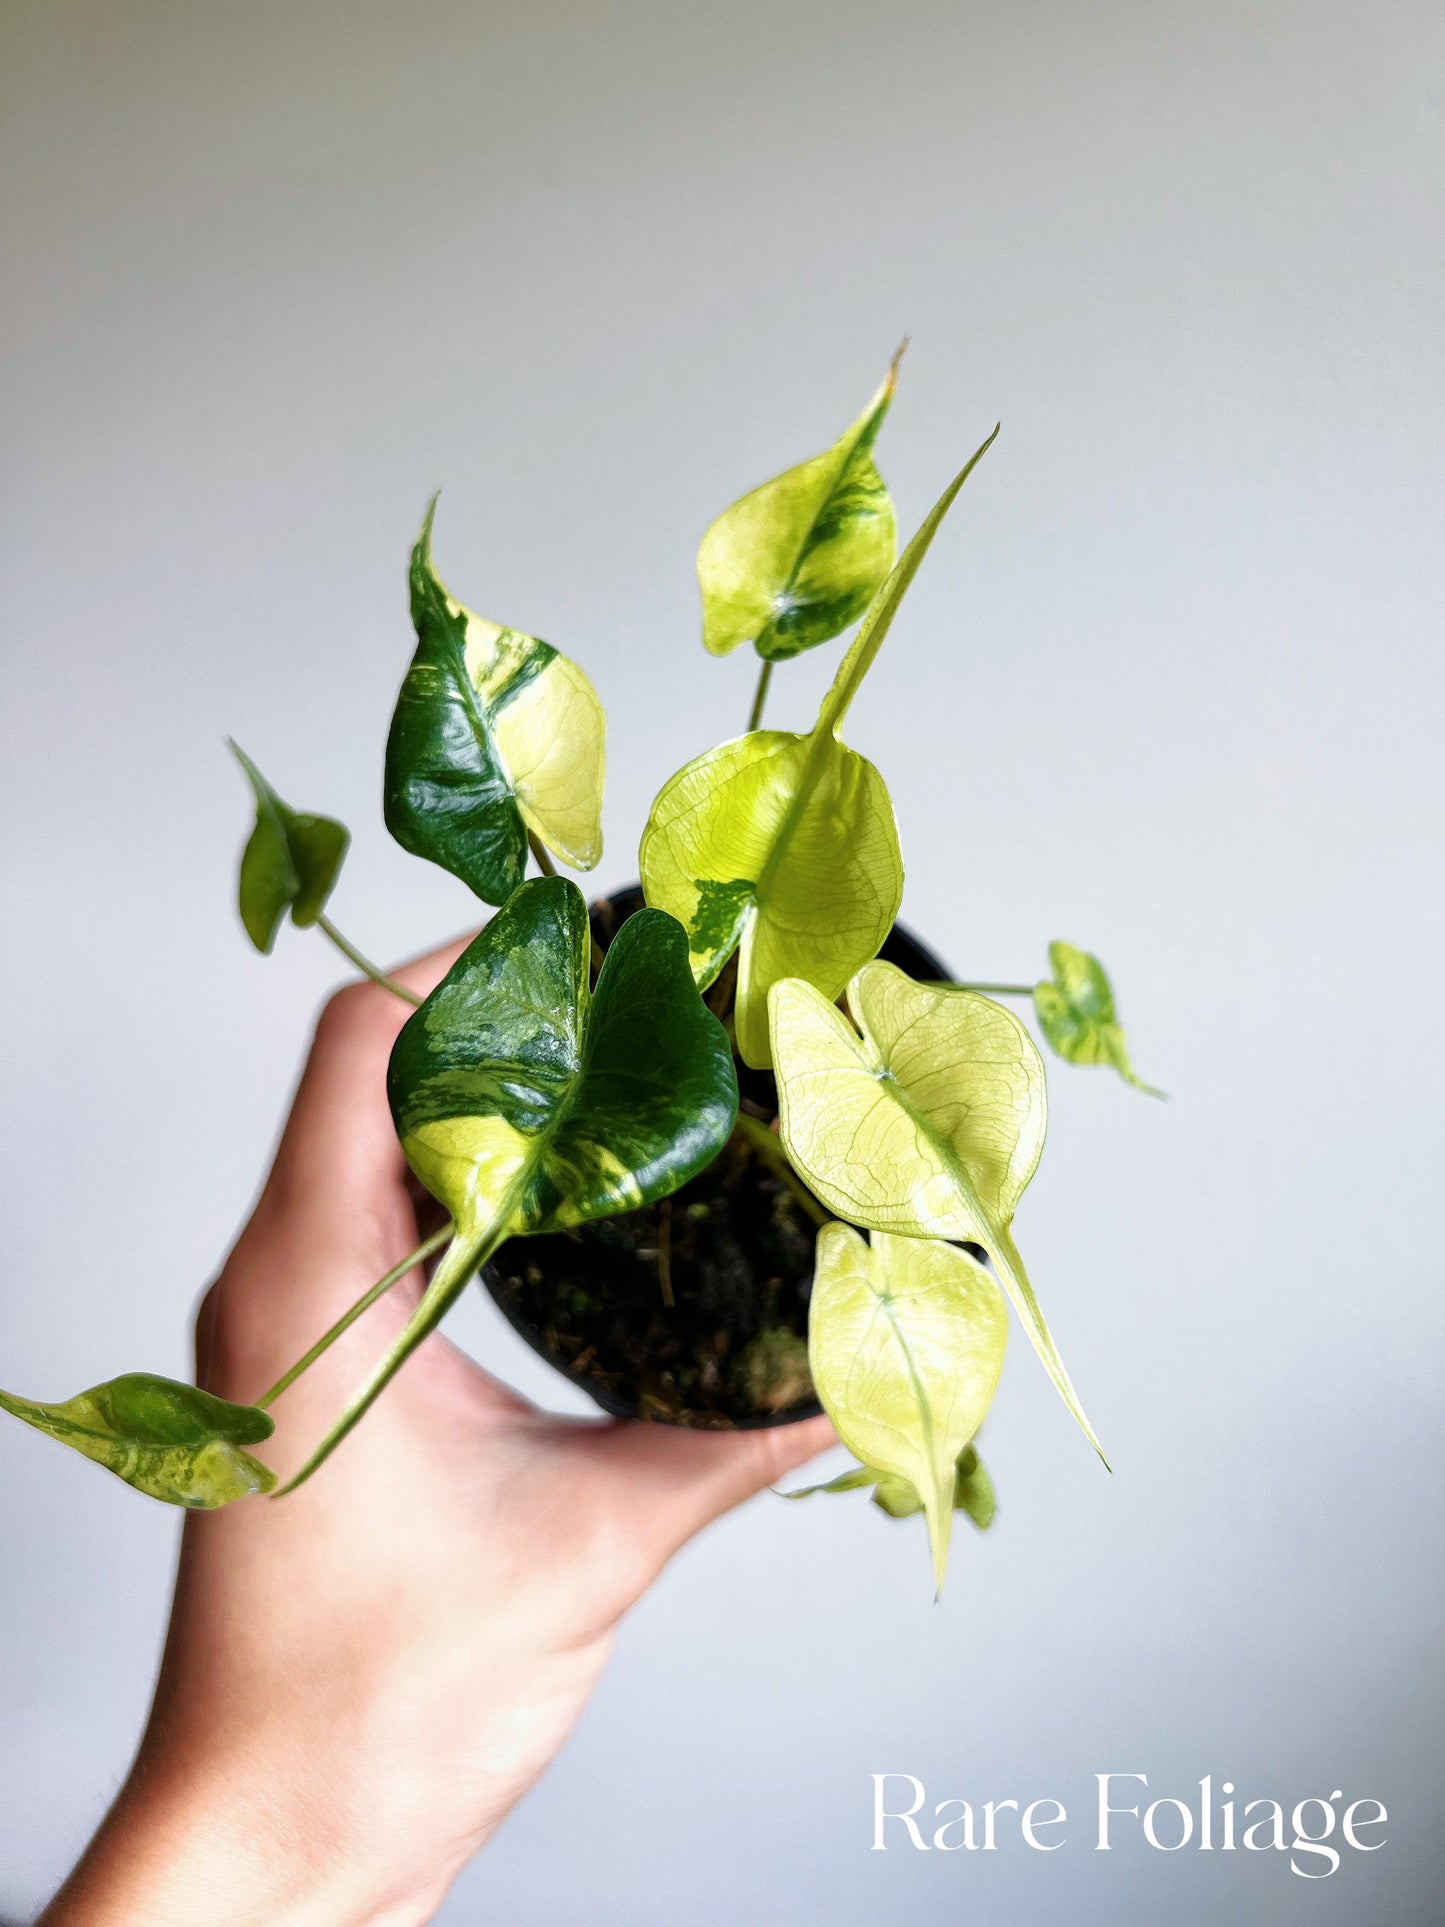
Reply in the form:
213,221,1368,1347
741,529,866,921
42,943,833,1927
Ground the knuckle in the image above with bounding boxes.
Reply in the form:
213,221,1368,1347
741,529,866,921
315,978,390,1043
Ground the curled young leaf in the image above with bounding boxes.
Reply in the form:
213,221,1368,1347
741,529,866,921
953,1442,996,1531
788,1440,997,1530
642,428,998,1068
0,1374,275,1508
805,1224,1007,1591
1034,940,1164,1097
698,357,900,661
230,742,349,953
280,878,737,1491
384,499,606,904
769,962,1106,1463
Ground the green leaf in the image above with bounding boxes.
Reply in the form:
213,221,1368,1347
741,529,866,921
788,1440,998,1532
0,1374,275,1508
279,877,737,1491
642,428,998,1068
806,1224,1007,1591
230,742,349,953
1034,940,1165,1097
384,498,606,905
769,962,1106,1464
953,1442,996,1530
698,355,901,661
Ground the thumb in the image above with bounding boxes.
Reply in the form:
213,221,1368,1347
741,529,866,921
588,1412,838,1565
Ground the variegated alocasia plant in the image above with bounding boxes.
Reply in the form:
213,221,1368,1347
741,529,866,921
3,353,1162,1594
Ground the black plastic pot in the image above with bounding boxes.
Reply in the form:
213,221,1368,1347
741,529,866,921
482,886,952,1430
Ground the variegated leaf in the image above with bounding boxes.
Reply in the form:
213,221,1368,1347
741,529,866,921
385,498,605,904
769,962,1106,1462
698,357,900,661
641,429,997,1067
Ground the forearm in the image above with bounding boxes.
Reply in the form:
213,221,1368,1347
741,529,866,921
39,1750,449,1927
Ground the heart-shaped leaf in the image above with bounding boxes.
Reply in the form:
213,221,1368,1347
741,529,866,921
0,1374,275,1508
230,742,349,953
641,428,998,1068
804,1223,1007,1590
1034,940,1164,1097
279,877,737,1490
769,962,1106,1462
384,499,606,904
698,356,901,661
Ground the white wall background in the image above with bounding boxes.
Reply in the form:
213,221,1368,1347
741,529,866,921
1,2,1441,1920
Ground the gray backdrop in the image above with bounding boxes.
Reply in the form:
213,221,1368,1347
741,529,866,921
2,3,1441,1921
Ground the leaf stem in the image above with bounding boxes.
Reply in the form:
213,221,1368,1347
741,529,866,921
733,1112,831,1227
255,1224,454,1411
527,832,558,878
274,1218,510,1497
657,1197,675,1308
747,658,774,732
813,424,1000,743
957,982,1035,998
316,916,423,1007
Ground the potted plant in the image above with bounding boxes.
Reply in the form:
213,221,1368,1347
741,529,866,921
0,354,1160,1589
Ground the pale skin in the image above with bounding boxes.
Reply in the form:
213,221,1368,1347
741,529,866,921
41,940,834,1927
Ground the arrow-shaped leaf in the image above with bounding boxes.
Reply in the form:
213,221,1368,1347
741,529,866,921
0,1373,275,1508
384,499,606,904
280,877,737,1490
769,962,1106,1463
698,356,901,661
641,427,998,1069
230,742,349,953
804,1224,1007,1591
1034,940,1164,1097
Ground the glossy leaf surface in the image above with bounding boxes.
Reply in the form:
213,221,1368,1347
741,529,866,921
806,1224,1006,1589
0,1374,275,1507
282,878,737,1490
384,500,605,904
1034,940,1164,1097
697,359,899,661
230,742,349,953
770,962,1105,1461
642,429,997,1068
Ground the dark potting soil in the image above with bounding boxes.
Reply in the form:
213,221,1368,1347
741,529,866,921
482,886,951,1430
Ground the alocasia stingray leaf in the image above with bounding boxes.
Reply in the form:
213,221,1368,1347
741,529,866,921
697,354,901,661
641,426,999,1069
1034,940,1164,1097
769,962,1106,1462
0,1374,275,1507
384,498,605,904
804,1223,1007,1590
230,742,349,953
280,876,737,1490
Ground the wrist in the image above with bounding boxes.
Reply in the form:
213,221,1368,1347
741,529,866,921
40,1742,450,1927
